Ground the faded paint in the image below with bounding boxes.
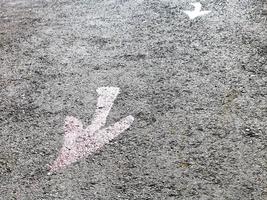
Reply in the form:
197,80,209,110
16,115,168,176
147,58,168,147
183,2,211,20
49,87,134,173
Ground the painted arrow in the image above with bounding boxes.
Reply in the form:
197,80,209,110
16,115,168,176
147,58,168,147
49,87,134,172
183,2,211,20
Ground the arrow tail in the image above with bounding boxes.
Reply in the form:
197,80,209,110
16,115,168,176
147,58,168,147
87,87,120,132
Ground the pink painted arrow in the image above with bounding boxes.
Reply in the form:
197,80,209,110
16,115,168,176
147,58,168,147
49,87,134,172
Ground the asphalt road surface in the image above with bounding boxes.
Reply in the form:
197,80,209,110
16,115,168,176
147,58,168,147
1,0,267,199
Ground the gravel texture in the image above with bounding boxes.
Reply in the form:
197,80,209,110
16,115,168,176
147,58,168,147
0,0,267,199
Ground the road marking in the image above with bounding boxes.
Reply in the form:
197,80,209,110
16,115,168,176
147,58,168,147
49,87,134,173
183,2,211,20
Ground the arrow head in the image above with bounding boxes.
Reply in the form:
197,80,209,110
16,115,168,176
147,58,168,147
49,87,134,173
183,2,211,20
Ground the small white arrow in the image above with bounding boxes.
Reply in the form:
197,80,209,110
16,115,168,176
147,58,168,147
183,2,211,20
49,87,134,172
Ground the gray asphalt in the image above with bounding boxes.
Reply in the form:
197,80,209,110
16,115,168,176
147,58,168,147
1,0,267,199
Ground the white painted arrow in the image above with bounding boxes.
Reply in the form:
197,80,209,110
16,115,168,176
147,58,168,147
49,87,134,172
183,2,211,20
